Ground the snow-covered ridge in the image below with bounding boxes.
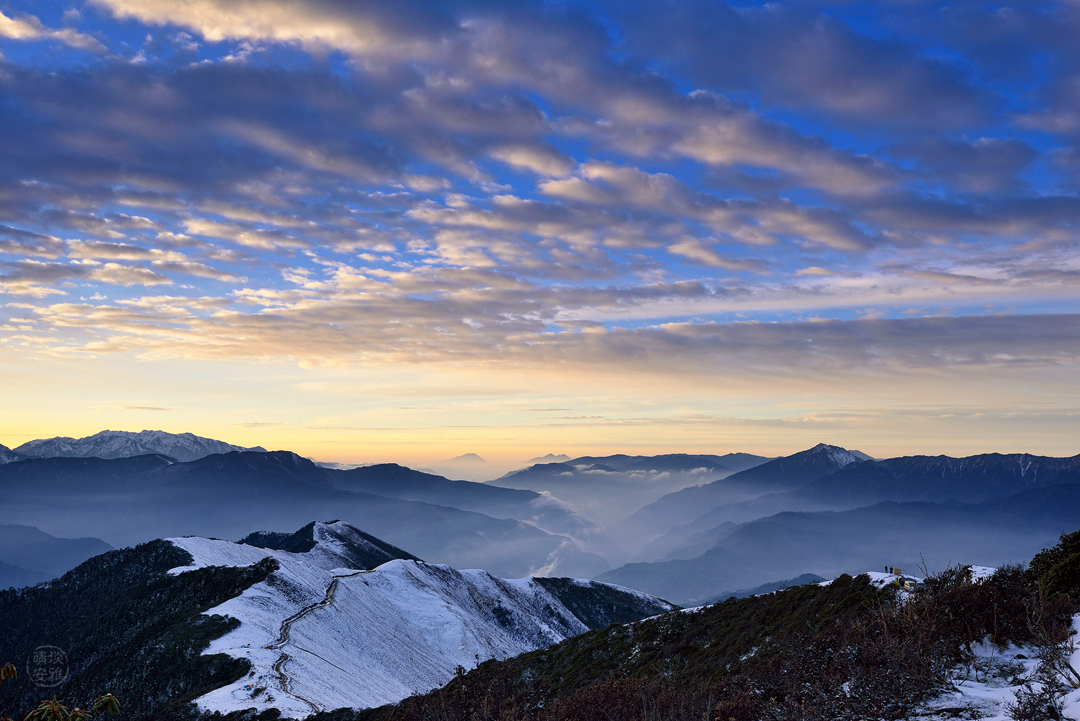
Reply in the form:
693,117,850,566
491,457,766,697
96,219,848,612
13,429,265,462
807,442,871,467
168,522,673,718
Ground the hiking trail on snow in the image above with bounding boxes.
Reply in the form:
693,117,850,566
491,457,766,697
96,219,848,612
267,570,369,713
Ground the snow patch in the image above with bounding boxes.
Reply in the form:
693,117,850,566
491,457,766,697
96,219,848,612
915,615,1080,720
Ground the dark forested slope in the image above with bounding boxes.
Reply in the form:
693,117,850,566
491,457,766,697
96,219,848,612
0,541,276,721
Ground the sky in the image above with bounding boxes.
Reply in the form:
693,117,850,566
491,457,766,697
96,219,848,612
0,0,1078,469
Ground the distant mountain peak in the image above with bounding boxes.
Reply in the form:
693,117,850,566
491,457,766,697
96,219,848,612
13,430,266,463
529,453,571,464
445,453,488,464
804,443,871,467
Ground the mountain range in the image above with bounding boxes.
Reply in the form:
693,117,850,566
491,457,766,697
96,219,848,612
597,482,1080,605
0,450,607,579
798,451,1080,505
4,430,265,463
494,452,770,527
609,443,871,557
1,429,1077,615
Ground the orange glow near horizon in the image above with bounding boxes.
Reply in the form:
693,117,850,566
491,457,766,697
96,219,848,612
3,351,1076,474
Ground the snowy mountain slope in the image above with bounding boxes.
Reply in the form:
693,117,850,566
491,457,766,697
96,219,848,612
13,429,266,462
169,522,674,717
927,618,1080,721
0,444,20,464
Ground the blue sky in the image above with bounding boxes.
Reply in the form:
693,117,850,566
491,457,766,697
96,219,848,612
0,0,1078,464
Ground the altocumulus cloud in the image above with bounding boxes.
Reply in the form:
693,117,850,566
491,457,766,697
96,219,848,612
0,0,1077,388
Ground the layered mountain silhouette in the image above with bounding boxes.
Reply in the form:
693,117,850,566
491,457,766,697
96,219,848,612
329,463,597,539
597,482,1080,605
528,453,571,464
495,452,769,527
611,443,870,555
634,448,1080,564
0,524,112,589
0,451,607,578
704,572,827,605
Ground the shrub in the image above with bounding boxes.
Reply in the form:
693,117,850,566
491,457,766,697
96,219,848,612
1029,531,1080,601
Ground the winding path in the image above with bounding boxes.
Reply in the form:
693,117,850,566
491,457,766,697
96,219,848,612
266,570,368,714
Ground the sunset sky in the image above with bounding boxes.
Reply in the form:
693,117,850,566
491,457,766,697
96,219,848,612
1,0,1078,469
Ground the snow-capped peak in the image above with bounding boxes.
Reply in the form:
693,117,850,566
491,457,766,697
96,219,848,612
806,443,871,468
13,430,266,462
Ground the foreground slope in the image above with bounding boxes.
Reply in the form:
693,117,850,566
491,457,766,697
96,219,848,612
0,539,276,720
0,521,672,721
348,574,893,721
349,550,1078,721
170,523,674,717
